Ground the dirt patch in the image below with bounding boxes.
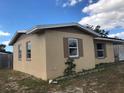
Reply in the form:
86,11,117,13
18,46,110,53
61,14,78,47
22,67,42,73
0,63,124,93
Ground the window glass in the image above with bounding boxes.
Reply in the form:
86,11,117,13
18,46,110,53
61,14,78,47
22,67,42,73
69,48,77,55
96,43,105,58
68,39,77,47
97,51,104,57
18,44,22,60
97,43,103,49
26,42,31,59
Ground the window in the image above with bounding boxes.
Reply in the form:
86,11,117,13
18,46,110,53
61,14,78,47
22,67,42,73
68,38,79,58
18,44,22,61
26,41,31,60
96,43,106,58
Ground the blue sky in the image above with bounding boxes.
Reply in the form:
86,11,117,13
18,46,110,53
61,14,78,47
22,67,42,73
0,0,124,51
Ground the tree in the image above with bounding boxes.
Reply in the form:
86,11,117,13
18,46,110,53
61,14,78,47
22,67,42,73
0,44,6,52
94,25,109,37
86,24,109,37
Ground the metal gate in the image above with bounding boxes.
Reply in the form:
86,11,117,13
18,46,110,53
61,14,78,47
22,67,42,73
114,44,124,62
119,45,124,61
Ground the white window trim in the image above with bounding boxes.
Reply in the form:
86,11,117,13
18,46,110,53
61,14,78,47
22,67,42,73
68,38,79,58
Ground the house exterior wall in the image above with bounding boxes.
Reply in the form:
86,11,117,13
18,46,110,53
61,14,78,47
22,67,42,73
13,33,48,80
45,29,96,79
13,28,115,80
95,40,115,64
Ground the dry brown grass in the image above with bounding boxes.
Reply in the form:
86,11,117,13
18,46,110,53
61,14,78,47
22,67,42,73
0,63,124,93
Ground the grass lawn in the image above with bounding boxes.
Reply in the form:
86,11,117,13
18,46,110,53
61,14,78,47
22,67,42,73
0,63,124,93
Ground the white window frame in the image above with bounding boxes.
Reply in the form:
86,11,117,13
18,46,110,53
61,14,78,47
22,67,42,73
18,44,22,61
68,38,79,58
96,43,105,58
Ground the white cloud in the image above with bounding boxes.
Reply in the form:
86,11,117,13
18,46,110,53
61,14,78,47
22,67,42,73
0,30,10,37
2,40,10,46
109,32,124,39
89,0,93,4
79,0,124,30
62,0,82,7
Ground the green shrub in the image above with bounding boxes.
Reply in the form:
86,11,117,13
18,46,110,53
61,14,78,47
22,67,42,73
64,58,76,76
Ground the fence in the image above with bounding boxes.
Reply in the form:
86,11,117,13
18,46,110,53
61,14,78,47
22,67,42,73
0,52,13,69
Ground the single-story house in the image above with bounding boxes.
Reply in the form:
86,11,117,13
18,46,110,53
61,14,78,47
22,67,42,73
9,23,124,80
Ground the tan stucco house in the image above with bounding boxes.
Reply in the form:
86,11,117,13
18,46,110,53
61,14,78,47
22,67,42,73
9,23,124,80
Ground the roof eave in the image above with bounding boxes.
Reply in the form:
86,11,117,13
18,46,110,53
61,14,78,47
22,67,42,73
94,37,124,43
77,23,100,36
9,32,26,45
9,23,100,46
27,23,100,36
